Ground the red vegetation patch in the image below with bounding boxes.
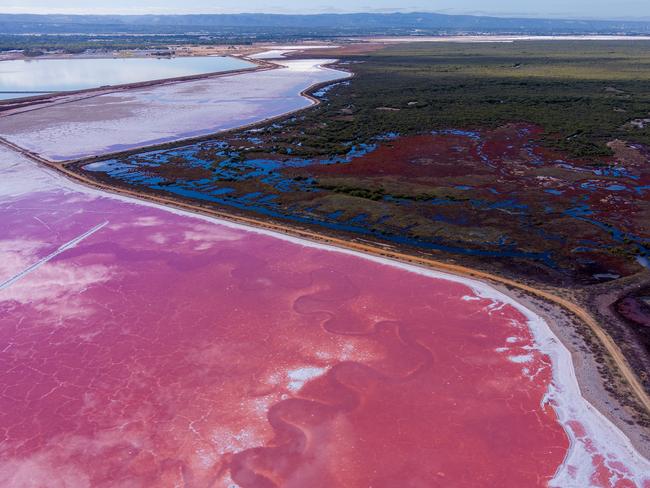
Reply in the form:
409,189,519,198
308,133,493,179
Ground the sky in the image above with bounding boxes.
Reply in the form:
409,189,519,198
1,0,649,20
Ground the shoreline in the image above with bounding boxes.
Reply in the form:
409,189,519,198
1,47,649,469
495,285,650,459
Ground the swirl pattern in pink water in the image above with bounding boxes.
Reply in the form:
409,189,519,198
0,147,649,487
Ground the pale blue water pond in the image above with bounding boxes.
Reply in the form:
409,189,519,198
0,56,253,100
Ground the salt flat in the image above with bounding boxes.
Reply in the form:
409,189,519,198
0,59,349,161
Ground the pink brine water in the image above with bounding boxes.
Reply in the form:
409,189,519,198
0,150,648,487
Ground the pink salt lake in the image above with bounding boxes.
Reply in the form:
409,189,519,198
0,147,649,487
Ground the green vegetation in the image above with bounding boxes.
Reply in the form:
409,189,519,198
315,180,470,202
290,41,650,157
315,182,386,200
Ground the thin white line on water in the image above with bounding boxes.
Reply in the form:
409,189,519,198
0,221,109,291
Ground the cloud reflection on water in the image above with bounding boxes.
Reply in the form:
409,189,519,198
0,56,252,94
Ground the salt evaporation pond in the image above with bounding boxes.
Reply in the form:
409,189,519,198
0,59,348,161
0,56,253,100
1,146,649,486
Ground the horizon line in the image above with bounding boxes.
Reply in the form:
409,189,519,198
1,9,649,23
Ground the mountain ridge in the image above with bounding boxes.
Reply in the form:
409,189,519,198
2,12,650,35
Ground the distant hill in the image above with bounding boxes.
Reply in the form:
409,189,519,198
1,12,650,36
